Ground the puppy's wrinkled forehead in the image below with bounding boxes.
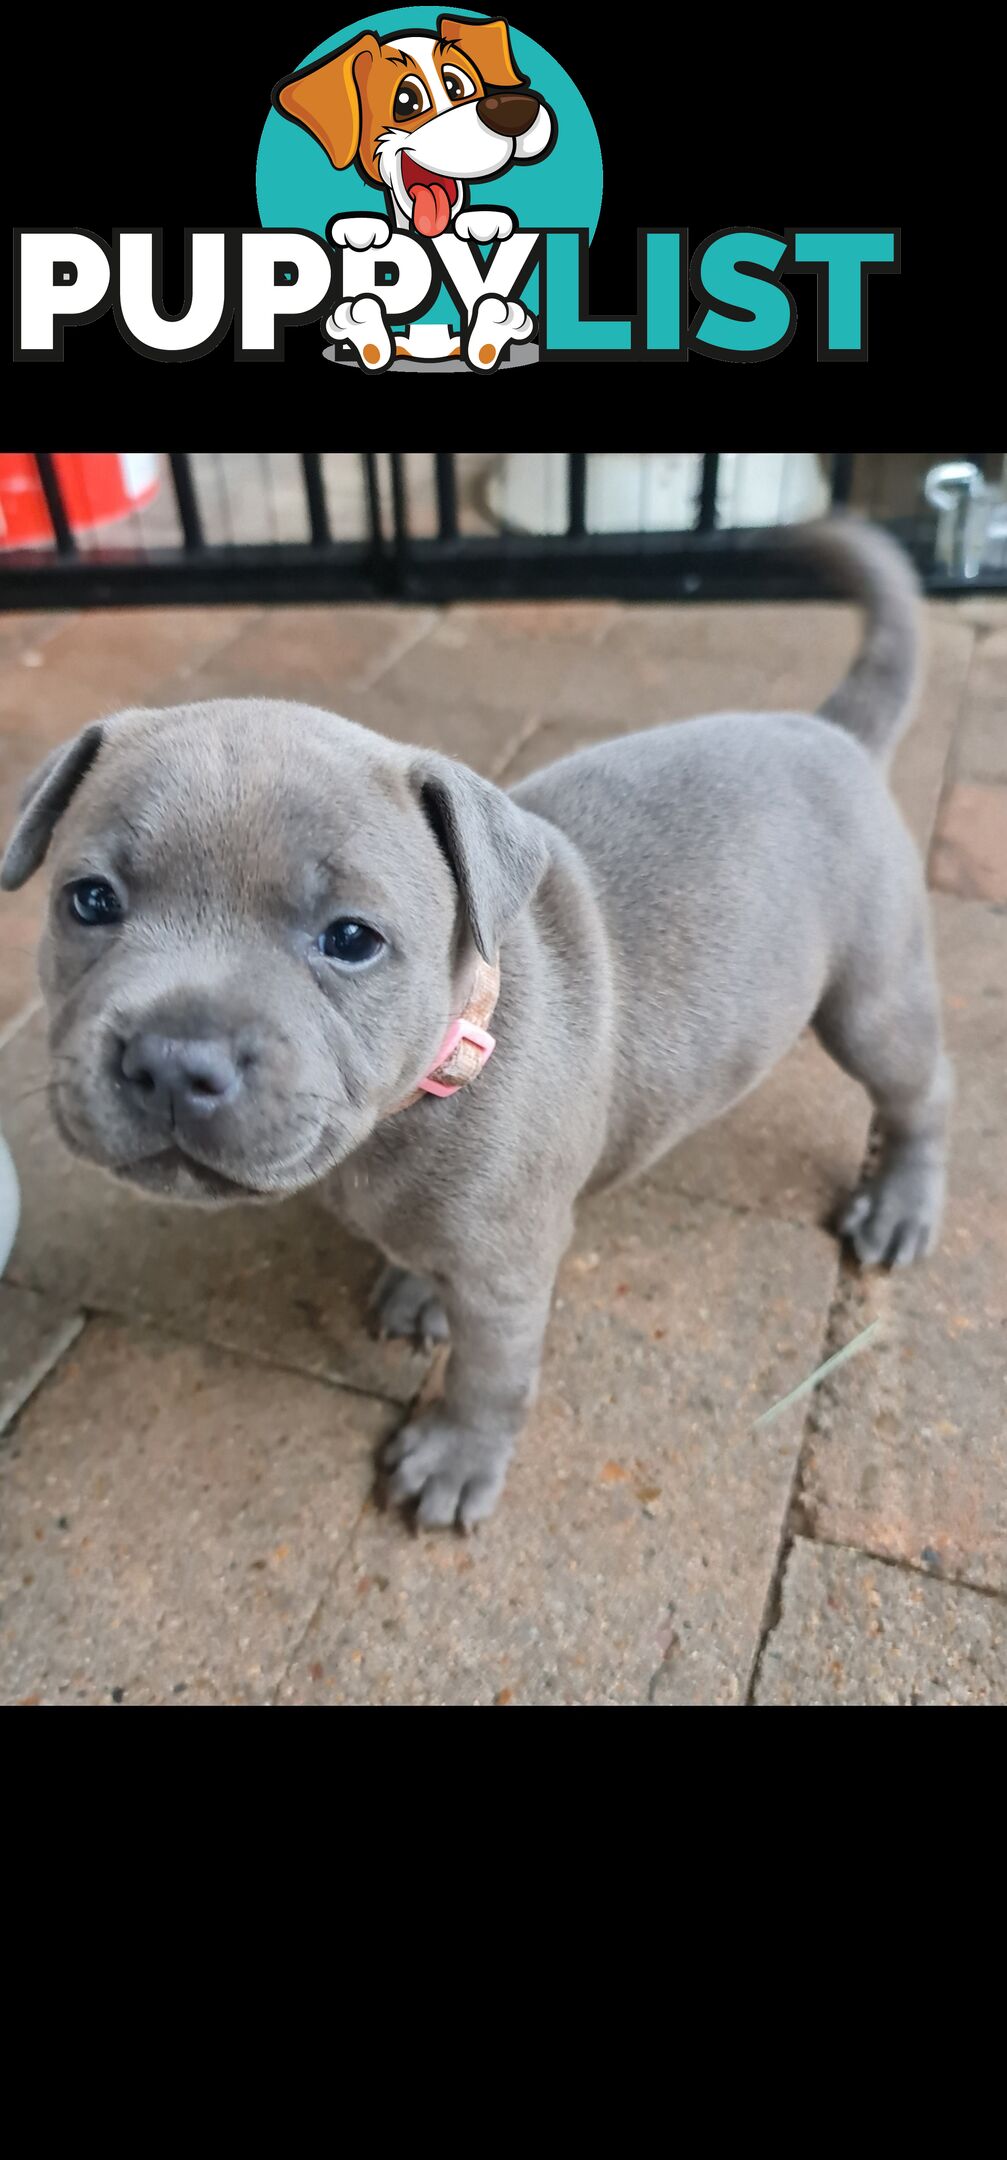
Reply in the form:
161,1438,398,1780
70,701,418,912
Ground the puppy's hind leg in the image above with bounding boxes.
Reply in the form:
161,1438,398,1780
815,915,951,1268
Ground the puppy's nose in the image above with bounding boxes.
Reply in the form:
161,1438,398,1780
120,1033,241,1121
477,90,540,137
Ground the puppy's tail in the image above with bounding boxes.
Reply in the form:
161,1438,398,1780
802,513,923,767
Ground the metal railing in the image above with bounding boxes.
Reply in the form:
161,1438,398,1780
0,452,1004,609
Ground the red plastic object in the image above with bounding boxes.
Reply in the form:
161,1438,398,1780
0,453,161,549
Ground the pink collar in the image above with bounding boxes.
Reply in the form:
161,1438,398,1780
392,954,500,1114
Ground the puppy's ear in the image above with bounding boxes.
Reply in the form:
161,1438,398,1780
272,32,381,170
438,14,525,88
1,724,103,891
413,753,548,962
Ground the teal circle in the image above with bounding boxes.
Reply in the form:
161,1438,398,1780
256,9,603,325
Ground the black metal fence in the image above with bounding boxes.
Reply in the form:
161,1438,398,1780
1,451,1004,609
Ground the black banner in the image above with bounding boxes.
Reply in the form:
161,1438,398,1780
5,6,996,446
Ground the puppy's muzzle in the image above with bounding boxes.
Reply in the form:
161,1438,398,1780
120,1031,242,1128
477,90,541,137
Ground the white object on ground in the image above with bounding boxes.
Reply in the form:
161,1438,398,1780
0,1124,19,1278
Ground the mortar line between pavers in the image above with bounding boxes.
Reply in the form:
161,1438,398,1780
923,619,982,888
173,606,271,684
492,709,548,785
137,606,271,708
0,1308,89,1442
268,1498,373,1704
31,603,269,719
784,1529,1007,1612
0,1296,396,1710
4,610,81,668
742,1455,822,1706
490,603,628,786
582,607,624,651
631,1163,857,1700
355,607,441,694
6,612,85,680
645,1627,678,1705
0,1288,424,1415
478,592,693,790
741,1262,843,1705
643,1217,843,1705
744,616,984,1703
654,1175,834,1237
0,996,42,1057
269,1338,462,1701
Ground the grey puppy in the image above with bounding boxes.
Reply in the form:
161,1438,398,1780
2,518,949,1527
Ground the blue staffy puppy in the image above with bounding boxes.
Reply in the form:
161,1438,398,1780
2,520,949,1527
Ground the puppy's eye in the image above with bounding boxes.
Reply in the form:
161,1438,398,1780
318,919,386,966
393,75,430,120
67,877,122,926
442,66,475,102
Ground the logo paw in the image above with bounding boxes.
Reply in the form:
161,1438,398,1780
454,208,516,245
465,295,535,372
328,214,392,251
326,295,392,370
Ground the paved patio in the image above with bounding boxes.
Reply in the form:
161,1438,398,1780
0,589,1004,1705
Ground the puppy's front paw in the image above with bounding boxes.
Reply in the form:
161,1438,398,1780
329,214,391,250
381,1412,509,1530
839,1162,944,1268
370,1265,450,1350
454,207,515,243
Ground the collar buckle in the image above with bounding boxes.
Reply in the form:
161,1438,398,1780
417,1015,496,1098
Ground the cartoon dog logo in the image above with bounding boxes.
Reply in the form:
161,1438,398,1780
272,15,556,369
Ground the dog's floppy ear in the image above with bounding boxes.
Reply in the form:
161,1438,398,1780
438,14,525,88
413,753,548,962
1,724,104,891
272,32,381,170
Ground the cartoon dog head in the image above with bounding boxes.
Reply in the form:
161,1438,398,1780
273,15,555,237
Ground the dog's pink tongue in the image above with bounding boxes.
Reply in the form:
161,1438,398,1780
411,181,452,238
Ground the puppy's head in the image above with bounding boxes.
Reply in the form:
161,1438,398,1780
1,701,547,1204
273,16,555,237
